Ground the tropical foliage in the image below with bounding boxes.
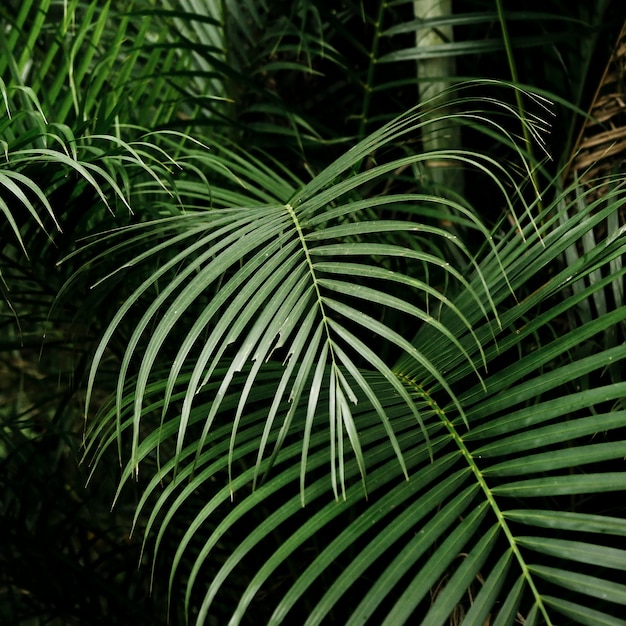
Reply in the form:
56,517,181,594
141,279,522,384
1,1,626,625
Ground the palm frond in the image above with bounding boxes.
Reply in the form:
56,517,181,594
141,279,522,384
4,2,626,625
80,80,626,623
84,92,529,496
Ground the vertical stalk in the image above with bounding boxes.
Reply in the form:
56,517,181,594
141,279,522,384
495,0,543,213
414,0,464,198
357,0,386,143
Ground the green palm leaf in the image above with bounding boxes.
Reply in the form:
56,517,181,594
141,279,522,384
84,93,529,495
5,2,626,625
79,79,626,624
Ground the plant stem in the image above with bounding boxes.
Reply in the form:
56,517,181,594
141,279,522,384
495,0,544,215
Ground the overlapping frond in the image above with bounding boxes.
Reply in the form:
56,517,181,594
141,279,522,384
81,78,626,624
150,178,626,624
4,1,626,625
84,96,526,498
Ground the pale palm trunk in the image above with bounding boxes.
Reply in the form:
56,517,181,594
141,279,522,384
414,0,464,198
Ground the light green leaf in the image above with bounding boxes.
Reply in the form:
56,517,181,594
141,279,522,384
516,537,626,571
529,565,626,605
543,596,626,626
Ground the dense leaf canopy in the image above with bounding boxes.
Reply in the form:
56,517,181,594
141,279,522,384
1,1,625,625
